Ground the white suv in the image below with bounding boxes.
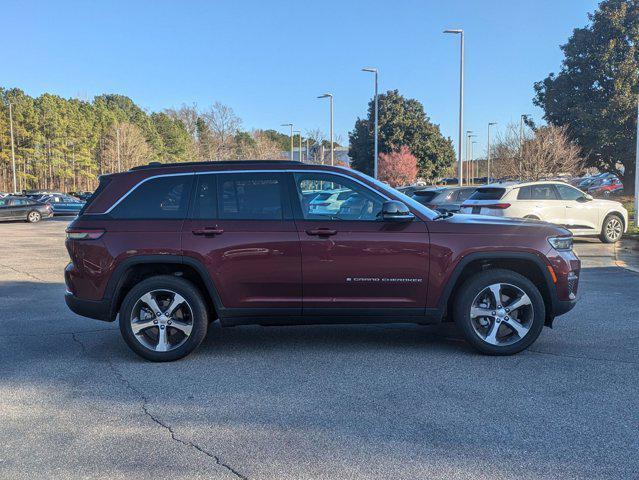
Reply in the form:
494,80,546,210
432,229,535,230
460,181,628,243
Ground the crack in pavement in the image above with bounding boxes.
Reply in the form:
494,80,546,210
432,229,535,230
526,348,638,366
71,332,248,480
0,262,46,282
5,328,117,340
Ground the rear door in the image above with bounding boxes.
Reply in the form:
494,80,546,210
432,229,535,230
515,184,566,224
291,171,429,316
181,172,302,316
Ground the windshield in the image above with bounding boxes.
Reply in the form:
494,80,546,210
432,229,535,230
363,174,439,220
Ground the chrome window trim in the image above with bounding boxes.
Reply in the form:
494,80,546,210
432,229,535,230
88,169,391,215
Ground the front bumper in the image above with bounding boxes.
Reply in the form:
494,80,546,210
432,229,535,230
65,291,112,322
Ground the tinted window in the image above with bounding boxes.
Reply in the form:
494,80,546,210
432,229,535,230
456,188,475,202
530,184,558,200
192,174,218,219
111,175,193,219
295,173,384,221
218,173,285,220
517,186,531,200
468,188,506,200
555,184,584,201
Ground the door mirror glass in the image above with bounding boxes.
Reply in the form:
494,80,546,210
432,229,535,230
380,201,414,222
577,194,593,202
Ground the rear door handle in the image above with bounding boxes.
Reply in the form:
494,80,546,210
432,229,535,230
306,228,337,237
192,227,224,236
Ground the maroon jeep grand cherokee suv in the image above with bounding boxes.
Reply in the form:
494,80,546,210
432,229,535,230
65,161,580,361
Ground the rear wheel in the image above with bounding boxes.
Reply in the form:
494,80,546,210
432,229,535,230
599,214,623,243
27,210,41,223
119,275,209,361
453,269,545,355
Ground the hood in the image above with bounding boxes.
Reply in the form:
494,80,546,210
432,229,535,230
591,198,625,209
427,213,571,236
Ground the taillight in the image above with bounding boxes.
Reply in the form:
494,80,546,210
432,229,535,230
484,203,511,209
45,203,52,210
66,228,105,240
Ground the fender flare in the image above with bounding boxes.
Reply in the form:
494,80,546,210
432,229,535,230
435,251,557,317
104,254,224,320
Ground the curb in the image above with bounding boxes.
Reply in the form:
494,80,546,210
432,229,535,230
614,238,639,274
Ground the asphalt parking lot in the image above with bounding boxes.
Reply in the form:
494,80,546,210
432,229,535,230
0,219,637,480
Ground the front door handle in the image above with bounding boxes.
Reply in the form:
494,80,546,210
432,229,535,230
192,227,224,236
306,228,337,237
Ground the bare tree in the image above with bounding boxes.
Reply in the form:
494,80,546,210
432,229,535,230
201,102,242,160
101,122,151,173
491,124,582,180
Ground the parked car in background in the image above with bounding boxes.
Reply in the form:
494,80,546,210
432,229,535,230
577,172,616,191
411,186,477,213
307,188,355,216
461,181,628,243
0,196,53,223
69,191,93,201
39,193,85,215
587,177,623,197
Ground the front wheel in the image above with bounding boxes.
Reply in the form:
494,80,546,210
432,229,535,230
453,269,546,355
599,214,623,243
27,210,41,223
119,275,209,361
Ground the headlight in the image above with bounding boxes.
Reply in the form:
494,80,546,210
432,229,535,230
548,236,573,251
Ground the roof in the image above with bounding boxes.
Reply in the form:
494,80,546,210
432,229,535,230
129,160,303,171
479,180,571,190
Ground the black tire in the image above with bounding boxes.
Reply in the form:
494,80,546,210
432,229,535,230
599,214,623,243
27,210,41,223
119,275,209,361
452,269,546,355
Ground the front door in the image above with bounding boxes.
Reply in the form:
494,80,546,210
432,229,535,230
291,172,429,316
182,172,302,317
555,183,598,231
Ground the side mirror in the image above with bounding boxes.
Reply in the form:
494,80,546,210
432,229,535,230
577,194,593,202
380,201,414,222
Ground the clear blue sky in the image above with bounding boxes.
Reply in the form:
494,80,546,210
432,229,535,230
3,0,599,157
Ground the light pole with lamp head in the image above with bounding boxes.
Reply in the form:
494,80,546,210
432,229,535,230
281,123,294,160
444,29,464,187
362,67,379,178
317,94,334,165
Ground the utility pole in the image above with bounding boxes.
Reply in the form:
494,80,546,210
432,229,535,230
8,102,17,193
519,114,530,180
116,126,121,173
635,95,638,227
487,122,497,183
444,29,464,186
306,138,309,163
293,131,301,162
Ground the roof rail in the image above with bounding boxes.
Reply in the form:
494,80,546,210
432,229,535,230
130,160,303,171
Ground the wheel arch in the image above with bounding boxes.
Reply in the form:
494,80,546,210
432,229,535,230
438,252,556,326
105,255,223,322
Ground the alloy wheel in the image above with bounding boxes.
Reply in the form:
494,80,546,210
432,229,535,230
469,283,534,346
28,211,40,222
130,289,194,352
605,218,622,242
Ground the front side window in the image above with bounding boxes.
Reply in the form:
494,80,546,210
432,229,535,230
217,173,285,220
111,175,193,219
294,172,384,221
555,184,584,201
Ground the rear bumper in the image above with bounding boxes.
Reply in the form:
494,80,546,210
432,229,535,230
65,291,112,322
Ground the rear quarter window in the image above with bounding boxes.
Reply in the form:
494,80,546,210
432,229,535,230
468,188,506,200
110,175,194,219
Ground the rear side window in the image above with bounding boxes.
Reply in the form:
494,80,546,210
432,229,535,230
457,189,475,202
192,175,218,219
530,184,558,200
218,173,286,220
468,188,506,200
111,175,193,219
411,191,439,204
79,176,112,215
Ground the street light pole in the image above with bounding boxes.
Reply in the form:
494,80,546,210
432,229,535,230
293,130,302,162
444,29,464,187
465,130,473,186
8,101,17,193
362,67,379,178
487,122,497,183
519,114,530,180
318,94,334,165
281,123,294,160
471,140,477,183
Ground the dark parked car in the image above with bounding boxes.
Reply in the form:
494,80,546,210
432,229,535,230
40,194,85,215
0,196,53,223
65,160,580,361
411,186,477,213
